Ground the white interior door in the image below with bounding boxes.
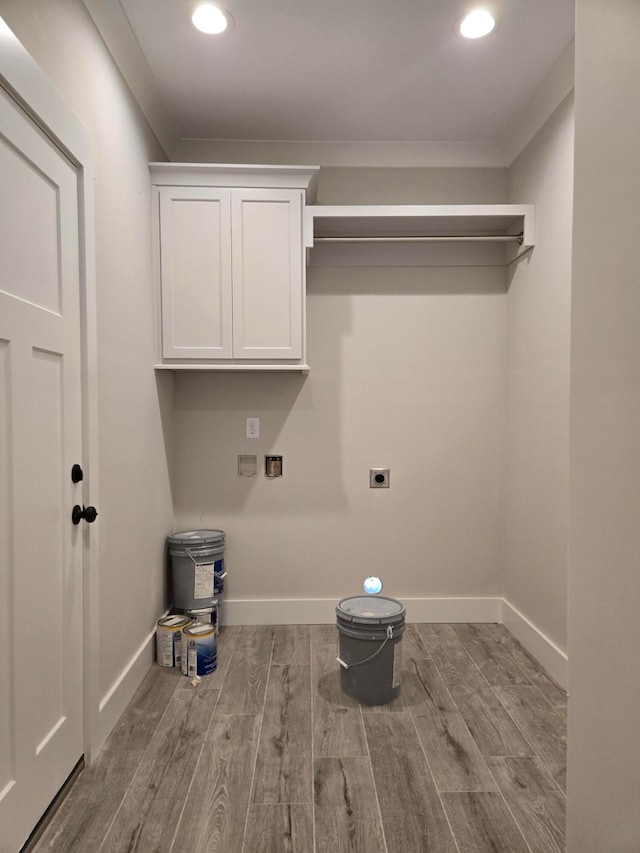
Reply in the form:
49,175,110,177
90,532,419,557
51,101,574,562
0,83,84,852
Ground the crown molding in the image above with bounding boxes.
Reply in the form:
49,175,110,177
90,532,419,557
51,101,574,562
171,138,506,168
81,0,180,158
81,2,574,170
500,40,575,166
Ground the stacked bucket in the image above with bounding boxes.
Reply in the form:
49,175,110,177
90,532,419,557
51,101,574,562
156,529,226,678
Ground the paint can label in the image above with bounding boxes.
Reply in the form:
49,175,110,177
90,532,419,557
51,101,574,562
156,615,191,667
182,623,217,677
193,559,225,598
214,559,225,594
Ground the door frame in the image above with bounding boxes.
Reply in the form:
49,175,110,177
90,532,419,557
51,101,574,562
0,17,101,763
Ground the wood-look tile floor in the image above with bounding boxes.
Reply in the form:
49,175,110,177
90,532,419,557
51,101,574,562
33,623,567,853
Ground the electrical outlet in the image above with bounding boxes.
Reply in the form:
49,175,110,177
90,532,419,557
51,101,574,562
246,417,260,439
369,468,390,488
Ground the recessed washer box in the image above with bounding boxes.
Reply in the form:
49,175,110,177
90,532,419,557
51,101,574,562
265,455,283,477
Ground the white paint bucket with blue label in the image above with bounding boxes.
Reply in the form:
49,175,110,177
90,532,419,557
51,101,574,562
181,622,218,677
186,603,218,628
156,614,191,668
167,529,225,609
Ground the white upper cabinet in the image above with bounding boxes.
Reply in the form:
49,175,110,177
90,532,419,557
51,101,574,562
151,164,319,371
231,189,302,360
159,186,233,360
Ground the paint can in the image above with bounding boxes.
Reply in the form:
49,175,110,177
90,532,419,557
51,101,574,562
156,614,191,668
167,530,226,609
181,622,218,677
185,603,218,627
336,595,405,705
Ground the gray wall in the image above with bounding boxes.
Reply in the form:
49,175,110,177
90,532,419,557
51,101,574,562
506,94,574,652
0,0,174,745
172,166,510,610
568,0,640,849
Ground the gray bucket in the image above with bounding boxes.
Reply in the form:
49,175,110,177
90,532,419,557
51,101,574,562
336,595,405,706
168,529,226,610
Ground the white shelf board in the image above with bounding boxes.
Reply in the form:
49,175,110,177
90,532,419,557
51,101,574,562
154,363,310,374
304,203,535,258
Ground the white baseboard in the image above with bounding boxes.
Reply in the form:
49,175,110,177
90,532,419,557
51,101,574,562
403,597,503,623
221,598,337,625
220,596,503,626
221,596,566,689
95,624,156,752
501,599,568,691
89,597,566,762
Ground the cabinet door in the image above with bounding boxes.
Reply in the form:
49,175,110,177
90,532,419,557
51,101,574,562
231,189,303,359
159,186,232,359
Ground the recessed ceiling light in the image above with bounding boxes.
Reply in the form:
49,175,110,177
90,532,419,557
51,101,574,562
191,3,233,35
459,9,496,39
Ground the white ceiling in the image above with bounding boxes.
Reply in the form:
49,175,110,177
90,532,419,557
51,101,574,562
116,0,574,145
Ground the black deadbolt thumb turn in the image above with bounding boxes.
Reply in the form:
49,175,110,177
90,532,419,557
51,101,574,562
72,504,98,525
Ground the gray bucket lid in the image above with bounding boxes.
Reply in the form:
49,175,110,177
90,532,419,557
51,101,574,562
336,595,405,625
167,529,225,549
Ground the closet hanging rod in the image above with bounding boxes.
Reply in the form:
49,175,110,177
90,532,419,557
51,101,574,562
314,233,524,245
